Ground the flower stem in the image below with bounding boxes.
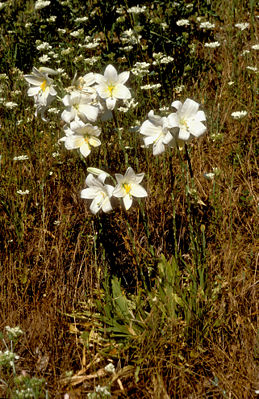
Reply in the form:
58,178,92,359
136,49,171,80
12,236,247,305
184,143,193,179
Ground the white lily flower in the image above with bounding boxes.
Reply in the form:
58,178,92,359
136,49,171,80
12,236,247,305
139,110,175,155
95,64,131,110
113,167,147,210
87,167,111,180
61,91,99,123
81,173,114,214
168,98,206,141
24,66,57,106
60,122,101,158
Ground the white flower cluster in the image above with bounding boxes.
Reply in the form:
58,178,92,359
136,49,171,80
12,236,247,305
139,99,206,155
24,64,207,216
0,349,19,367
81,167,147,213
24,64,147,214
34,0,50,10
127,5,146,14
5,326,23,340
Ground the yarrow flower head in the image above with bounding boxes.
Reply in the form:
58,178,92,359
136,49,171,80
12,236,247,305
139,110,174,155
95,64,131,110
5,326,23,341
168,98,206,141
35,0,50,10
235,22,249,31
81,173,114,214
199,21,215,29
231,110,247,119
176,19,190,27
113,167,147,210
204,41,220,48
0,349,19,367
127,5,147,13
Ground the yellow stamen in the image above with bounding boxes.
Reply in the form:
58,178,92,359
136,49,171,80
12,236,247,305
107,84,115,96
123,183,131,194
40,80,47,92
179,118,188,129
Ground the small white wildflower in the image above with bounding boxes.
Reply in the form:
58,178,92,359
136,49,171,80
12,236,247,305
133,61,150,69
203,172,215,180
116,7,124,14
120,28,141,45
5,326,23,340
39,54,51,63
47,107,59,114
127,5,146,13
84,42,100,49
13,155,29,161
235,22,249,30
70,29,84,38
204,41,220,48
47,15,57,22
174,84,185,93
161,22,169,30
228,81,234,86
104,363,115,374
160,56,174,64
75,16,88,22
241,49,250,56
36,42,52,51
159,106,170,112
52,152,60,157
119,45,133,52
0,350,19,367
231,111,247,119
61,48,73,56
35,0,50,10
0,73,8,80
17,190,30,195
84,56,100,65
140,83,161,90
176,19,190,27
199,21,215,29
246,66,258,72
251,44,259,50
57,28,66,34
5,101,18,109
12,90,22,96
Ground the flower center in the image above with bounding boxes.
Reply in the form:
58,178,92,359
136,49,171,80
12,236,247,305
40,80,47,92
123,183,131,194
179,118,188,130
154,128,165,143
107,84,115,96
